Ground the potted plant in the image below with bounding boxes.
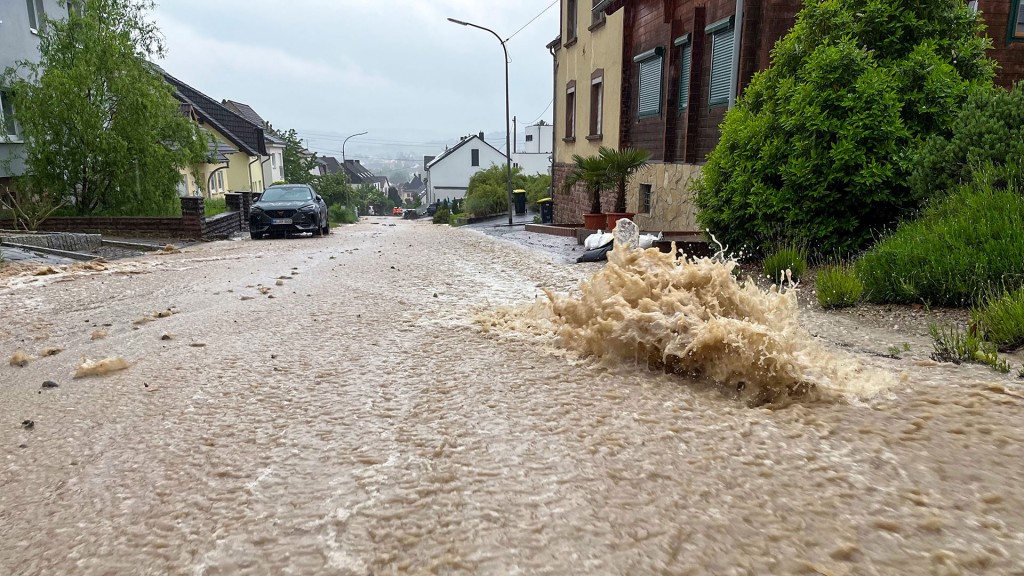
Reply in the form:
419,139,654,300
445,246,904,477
599,146,651,230
564,153,610,230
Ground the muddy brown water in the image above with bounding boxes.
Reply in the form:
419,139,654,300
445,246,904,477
1,219,1022,575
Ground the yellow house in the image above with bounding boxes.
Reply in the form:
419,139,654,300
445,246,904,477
162,68,268,199
550,0,624,224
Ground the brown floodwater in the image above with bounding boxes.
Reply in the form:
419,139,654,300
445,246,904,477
1,219,1022,575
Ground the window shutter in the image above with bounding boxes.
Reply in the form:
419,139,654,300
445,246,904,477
638,56,663,117
709,27,734,106
679,44,692,110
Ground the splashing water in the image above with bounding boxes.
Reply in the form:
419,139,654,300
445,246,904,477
480,227,893,406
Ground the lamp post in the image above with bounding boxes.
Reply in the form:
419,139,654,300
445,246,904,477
447,17,514,227
342,131,368,164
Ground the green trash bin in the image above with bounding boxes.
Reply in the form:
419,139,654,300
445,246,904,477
537,197,553,224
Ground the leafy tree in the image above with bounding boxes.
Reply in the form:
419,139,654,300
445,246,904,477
387,186,402,208
694,0,994,256
524,173,551,210
280,128,318,185
2,0,208,218
316,171,354,209
464,165,527,217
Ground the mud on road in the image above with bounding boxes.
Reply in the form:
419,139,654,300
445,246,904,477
1,218,1022,575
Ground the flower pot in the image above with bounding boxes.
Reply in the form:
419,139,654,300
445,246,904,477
583,213,606,230
606,212,635,230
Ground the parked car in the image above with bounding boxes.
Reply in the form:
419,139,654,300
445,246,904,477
249,184,329,239
425,201,441,216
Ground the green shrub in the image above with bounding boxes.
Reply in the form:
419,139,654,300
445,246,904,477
911,84,1024,199
762,245,807,283
204,196,227,217
448,212,467,227
816,264,863,309
856,167,1024,306
972,287,1024,351
432,205,451,224
329,204,357,224
694,0,993,257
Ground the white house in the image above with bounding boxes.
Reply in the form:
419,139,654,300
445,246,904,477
424,132,506,203
512,122,553,177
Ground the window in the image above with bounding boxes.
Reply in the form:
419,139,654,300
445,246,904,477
591,0,606,27
68,0,83,17
526,134,534,142
707,17,736,107
1012,0,1024,41
1,91,19,140
634,47,664,118
565,81,576,140
589,72,603,137
675,34,692,110
471,148,480,167
640,184,652,213
26,0,45,33
216,172,225,194
566,0,578,43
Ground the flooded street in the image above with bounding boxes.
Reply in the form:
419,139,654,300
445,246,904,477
2,218,1023,575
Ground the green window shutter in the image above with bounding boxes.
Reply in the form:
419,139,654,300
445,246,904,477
709,26,734,106
679,44,692,110
638,55,663,117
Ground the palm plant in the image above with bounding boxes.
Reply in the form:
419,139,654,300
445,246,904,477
564,153,609,214
599,146,651,213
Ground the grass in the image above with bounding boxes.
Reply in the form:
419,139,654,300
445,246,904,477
856,169,1024,307
816,264,863,309
329,204,357,225
204,196,227,218
929,322,1010,373
762,244,807,283
972,286,1024,351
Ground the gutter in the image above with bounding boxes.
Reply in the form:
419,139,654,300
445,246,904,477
248,156,260,192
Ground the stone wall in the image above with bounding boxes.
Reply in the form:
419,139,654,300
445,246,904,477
552,162,618,225
628,162,701,232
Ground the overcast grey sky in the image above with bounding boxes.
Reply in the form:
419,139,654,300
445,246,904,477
151,0,560,166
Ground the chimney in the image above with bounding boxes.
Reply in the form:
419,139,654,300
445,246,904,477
478,131,484,141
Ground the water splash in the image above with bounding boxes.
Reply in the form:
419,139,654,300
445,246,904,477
480,233,892,406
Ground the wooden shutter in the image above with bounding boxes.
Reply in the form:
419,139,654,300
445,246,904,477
709,26,734,106
679,43,692,110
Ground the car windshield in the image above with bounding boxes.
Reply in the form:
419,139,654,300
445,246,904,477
260,186,312,203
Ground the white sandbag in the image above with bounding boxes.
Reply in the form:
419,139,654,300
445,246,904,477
584,231,614,250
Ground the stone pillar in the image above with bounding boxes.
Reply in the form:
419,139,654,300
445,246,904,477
240,191,254,229
180,196,205,239
225,192,241,213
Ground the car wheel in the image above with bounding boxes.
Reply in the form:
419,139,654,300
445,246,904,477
250,231,262,240
323,218,330,235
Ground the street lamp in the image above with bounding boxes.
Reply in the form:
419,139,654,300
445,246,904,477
447,17,514,227
342,131,368,164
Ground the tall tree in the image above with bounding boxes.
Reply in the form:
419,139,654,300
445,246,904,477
694,0,994,256
2,0,207,217
280,129,319,185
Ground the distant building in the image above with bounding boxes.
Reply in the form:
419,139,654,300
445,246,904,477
342,159,377,188
424,132,506,203
399,173,426,204
512,121,553,176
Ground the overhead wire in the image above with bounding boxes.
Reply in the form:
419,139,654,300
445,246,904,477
505,0,559,43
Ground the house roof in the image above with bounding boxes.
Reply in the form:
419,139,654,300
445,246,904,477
207,137,239,164
342,159,376,184
158,67,267,157
401,173,425,192
426,134,504,170
320,156,342,174
222,100,265,127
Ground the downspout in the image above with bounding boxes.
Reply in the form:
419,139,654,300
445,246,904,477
549,42,558,167
728,0,744,108
248,156,260,192
260,155,271,186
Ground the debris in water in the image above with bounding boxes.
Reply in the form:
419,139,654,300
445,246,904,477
74,357,129,378
189,342,207,348
159,244,181,254
276,279,285,286
258,286,271,294
33,266,60,276
41,381,59,389
10,350,32,367
91,330,107,340
21,420,35,430
40,347,64,357
160,333,173,341
240,296,254,301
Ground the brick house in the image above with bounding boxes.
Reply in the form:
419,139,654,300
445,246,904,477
550,0,1024,230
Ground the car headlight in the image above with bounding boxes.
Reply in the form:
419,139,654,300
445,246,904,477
298,204,317,212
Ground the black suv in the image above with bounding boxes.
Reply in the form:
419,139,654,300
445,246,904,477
249,184,329,239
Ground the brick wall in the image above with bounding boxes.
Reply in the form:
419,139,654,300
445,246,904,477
552,162,619,225
983,3,1024,89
